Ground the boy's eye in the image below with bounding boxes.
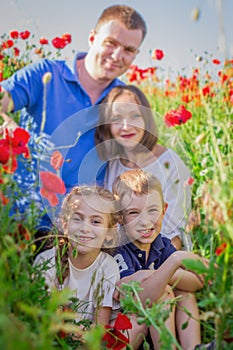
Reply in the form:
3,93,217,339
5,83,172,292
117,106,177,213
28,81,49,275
148,208,159,213
126,210,139,216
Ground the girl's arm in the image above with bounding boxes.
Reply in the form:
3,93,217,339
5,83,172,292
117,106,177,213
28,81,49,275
95,306,112,326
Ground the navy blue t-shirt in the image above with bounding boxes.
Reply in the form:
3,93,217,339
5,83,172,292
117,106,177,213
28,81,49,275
114,234,177,278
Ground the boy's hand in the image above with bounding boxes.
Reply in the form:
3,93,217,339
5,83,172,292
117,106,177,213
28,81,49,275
113,270,154,301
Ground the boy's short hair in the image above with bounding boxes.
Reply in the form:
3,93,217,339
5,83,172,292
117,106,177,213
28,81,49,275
112,169,164,211
95,4,147,42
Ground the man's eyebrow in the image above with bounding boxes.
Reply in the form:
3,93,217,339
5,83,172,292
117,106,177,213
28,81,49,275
105,36,138,52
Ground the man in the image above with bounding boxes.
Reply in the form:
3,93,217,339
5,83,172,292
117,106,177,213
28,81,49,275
0,5,147,230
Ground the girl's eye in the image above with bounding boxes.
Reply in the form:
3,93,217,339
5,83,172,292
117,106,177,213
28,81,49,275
91,217,103,225
73,215,82,222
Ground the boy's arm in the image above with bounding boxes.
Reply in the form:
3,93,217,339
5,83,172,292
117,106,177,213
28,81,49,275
116,251,208,305
169,267,204,291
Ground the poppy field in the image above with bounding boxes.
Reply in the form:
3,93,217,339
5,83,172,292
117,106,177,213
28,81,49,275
0,30,232,350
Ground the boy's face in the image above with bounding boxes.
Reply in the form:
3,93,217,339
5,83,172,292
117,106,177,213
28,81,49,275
122,190,167,250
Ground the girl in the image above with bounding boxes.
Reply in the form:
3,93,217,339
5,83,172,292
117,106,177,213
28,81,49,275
34,185,120,326
95,85,192,250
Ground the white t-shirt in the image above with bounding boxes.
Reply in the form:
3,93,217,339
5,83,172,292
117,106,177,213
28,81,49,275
34,247,120,322
105,149,192,249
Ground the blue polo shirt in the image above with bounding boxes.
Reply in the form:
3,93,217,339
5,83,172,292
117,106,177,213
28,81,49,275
1,53,124,228
114,234,177,278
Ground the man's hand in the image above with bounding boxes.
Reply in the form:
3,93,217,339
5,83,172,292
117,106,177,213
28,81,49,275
0,113,19,135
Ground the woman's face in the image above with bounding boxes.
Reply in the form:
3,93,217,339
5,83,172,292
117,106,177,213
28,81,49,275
109,92,145,151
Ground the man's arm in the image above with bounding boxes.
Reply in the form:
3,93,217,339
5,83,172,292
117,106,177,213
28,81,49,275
0,88,18,132
0,88,14,113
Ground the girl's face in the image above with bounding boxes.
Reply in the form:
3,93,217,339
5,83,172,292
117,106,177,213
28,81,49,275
66,195,112,254
122,190,166,250
109,92,145,150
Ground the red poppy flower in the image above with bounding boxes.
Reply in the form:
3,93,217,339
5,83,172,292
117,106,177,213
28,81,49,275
10,30,19,39
40,171,66,206
52,37,66,49
39,37,49,45
13,47,20,57
164,105,192,127
0,190,9,205
185,177,195,186
19,30,30,40
62,33,72,44
50,150,64,171
103,313,132,350
215,242,227,256
152,49,164,61
2,40,14,49
0,128,30,173
212,58,221,65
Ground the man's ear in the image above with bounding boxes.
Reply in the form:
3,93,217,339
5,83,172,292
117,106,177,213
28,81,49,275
88,29,96,46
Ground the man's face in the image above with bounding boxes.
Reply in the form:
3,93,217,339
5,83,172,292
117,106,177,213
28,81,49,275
87,20,142,81
122,191,166,250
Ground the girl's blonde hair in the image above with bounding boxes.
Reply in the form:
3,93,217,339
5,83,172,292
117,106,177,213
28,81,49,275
95,85,158,161
56,185,119,285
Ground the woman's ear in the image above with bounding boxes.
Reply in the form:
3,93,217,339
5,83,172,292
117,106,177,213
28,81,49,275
61,219,68,233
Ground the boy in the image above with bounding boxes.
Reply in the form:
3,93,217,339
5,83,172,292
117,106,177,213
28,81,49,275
112,169,208,350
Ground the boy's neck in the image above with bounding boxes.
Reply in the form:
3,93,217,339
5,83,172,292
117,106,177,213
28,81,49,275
132,241,151,262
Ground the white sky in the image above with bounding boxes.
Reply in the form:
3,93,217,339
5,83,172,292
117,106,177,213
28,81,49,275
1,0,233,77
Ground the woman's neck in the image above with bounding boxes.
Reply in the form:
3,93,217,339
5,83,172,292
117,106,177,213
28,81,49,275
121,144,167,168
